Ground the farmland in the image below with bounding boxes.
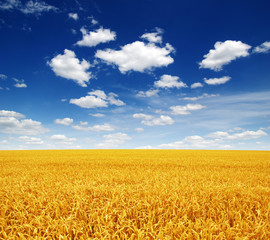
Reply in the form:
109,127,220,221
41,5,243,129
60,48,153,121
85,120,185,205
0,150,270,239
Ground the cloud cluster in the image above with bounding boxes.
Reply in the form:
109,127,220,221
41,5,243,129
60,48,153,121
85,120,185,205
96,41,174,73
159,135,218,149
50,134,76,145
0,0,58,15
158,128,267,149
207,129,267,140
137,89,159,97
0,110,49,135
17,136,44,145
199,40,251,71
70,90,125,109
133,113,174,126
54,118,73,126
48,49,91,87
76,27,116,47
73,123,114,132
95,132,131,148
170,104,206,115
13,78,27,88
154,74,187,89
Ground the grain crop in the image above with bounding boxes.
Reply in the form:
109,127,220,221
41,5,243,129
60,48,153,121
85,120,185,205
0,150,270,239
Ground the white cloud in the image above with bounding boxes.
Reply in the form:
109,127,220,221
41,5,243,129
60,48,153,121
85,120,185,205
95,132,131,148
107,93,125,106
154,74,187,89
50,134,76,145
91,18,98,25
135,127,144,133
76,27,116,47
0,110,25,118
0,0,58,15
158,135,217,149
133,113,174,126
79,121,88,126
68,12,78,20
90,113,105,117
54,118,73,126
136,145,155,149
73,123,114,132
0,116,49,135
190,82,203,89
48,49,91,87
133,113,154,120
70,90,125,109
14,83,27,88
17,136,44,145
13,78,27,88
204,76,231,85
208,129,267,140
95,41,174,73
183,93,219,101
253,41,270,54
141,28,163,43
137,89,159,97
170,103,206,115
199,40,251,71
0,74,7,80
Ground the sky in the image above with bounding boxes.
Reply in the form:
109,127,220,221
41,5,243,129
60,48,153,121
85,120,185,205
0,0,270,150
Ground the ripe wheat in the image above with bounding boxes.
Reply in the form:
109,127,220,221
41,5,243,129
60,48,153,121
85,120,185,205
0,150,270,239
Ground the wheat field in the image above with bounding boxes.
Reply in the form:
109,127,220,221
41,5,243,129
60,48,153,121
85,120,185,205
0,150,270,239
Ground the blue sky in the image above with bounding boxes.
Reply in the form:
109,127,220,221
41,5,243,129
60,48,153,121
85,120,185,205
0,0,270,150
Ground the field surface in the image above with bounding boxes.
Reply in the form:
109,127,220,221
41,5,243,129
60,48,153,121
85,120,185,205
0,150,270,239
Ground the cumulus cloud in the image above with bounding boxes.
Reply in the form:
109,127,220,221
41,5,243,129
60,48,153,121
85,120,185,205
204,76,231,85
95,132,131,148
208,129,267,140
48,49,91,87
154,74,187,89
137,89,159,97
17,136,44,145
54,118,73,126
72,123,114,132
140,28,163,43
0,0,58,15
158,135,218,149
133,113,174,126
68,12,78,20
190,82,203,89
70,90,125,109
253,41,270,54
76,27,116,47
0,110,25,118
170,103,206,115
0,110,49,135
95,41,174,73
50,134,76,145
199,40,251,71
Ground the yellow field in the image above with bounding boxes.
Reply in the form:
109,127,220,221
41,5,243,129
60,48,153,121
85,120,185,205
0,150,270,239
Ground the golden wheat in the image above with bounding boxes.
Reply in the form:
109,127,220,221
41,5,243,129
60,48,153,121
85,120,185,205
0,150,270,239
